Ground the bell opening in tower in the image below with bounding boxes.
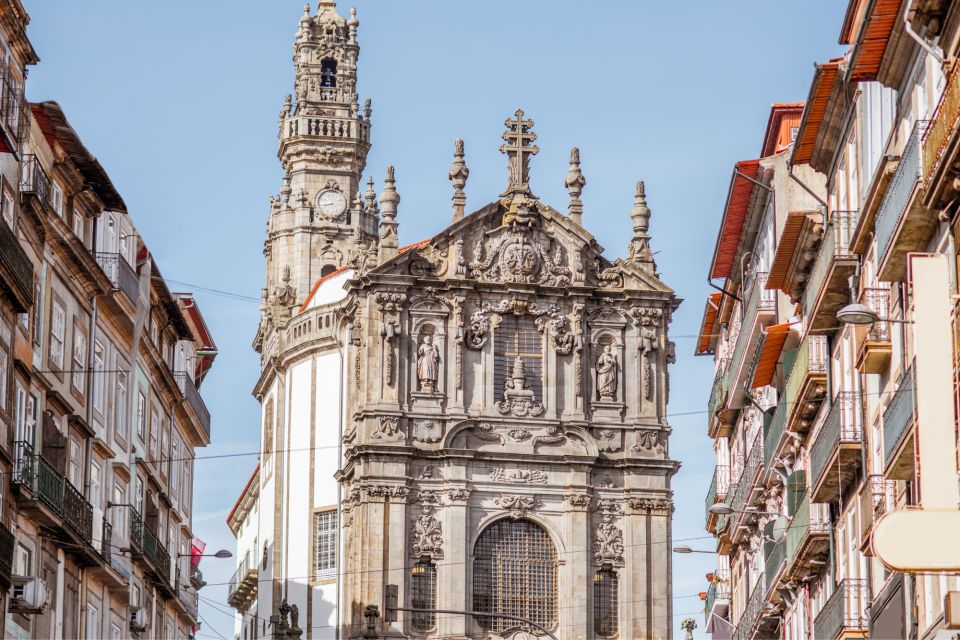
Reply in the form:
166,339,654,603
320,59,337,87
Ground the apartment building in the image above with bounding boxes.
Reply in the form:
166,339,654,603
700,2,960,639
0,2,218,639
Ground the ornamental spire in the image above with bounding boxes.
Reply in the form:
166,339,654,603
499,109,539,198
449,138,469,223
565,147,586,225
378,166,399,263
628,180,656,273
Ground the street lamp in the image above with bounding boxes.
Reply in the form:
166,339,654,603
707,503,778,517
673,545,714,554
836,303,913,326
177,549,233,559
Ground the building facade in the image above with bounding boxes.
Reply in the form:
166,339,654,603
700,2,960,639
0,2,219,639
229,2,681,639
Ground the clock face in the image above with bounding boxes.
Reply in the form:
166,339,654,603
316,189,347,217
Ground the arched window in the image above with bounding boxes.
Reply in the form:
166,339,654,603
320,59,337,87
593,566,619,637
472,519,557,634
410,559,437,632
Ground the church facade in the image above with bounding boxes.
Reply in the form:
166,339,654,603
229,3,680,639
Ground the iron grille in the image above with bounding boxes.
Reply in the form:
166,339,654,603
472,519,558,634
313,510,337,579
593,567,618,637
410,560,437,632
494,315,543,401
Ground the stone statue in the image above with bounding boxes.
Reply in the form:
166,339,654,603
596,345,618,401
417,335,440,392
680,618,697,640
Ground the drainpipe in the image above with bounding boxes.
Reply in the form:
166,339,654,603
903,4,945,65
787,163,828,210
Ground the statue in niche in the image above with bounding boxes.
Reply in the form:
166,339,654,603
417,334,441,392
596,344,618,401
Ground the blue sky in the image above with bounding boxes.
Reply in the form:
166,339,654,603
24,2,847,638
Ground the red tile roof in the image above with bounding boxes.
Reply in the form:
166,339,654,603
710,159,762,281
226,464,260,531
751,324,792,388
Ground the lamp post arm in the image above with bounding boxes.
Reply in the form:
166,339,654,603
393,606,559,640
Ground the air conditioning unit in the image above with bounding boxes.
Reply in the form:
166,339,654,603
10,576,49,614
129,606,148,633
92,507,105,553
946,591,960,629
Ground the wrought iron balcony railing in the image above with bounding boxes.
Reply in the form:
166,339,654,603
174,372,211,441
764,538,786,591
923,60,960,183
764,395,788,469
814,579,869,640
705,465,730,532
876,120,930,267
0,216,34,313
784,333,828,433
0,70,27,148
810,392,864,502
883,361,916,466
733,579,767,640
729,273,775,388
95,252,139,305
0,524,14,588
19,154,51,210
704,569,731,626
803,210,859,323
130,507,171,587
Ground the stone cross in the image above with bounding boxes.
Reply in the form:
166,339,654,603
499,109,539,197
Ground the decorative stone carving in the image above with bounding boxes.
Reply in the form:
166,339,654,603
410,506,443,557
632,429,664,453
416,490,442,505
596,429,620,452
495,495,540,520
627,497,673,514
531,425,566,448
412,420,442,444
449,138,469,222
497,357,545,417
453,238,467,276
364,485,409,500
452,296,465,389
632,306,663,402
418,466,434,480
596,345,618,401
529,303,575,354
374,292,407,311
371,416,403,440
565,494,591,509
507,428,532,442
499,109,539,197
416,335,441,392
408,244,448,278
490,468,547,484
447,488,470,502
594,514,624,564
472,423,505,444
596,497,622,514
565,147,586,225
468,225,572,287
594,258,624,288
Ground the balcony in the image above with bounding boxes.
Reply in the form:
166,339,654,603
175,372,211,444
704,569,731,630
763,396,788,470
705,465,730,533
855,288,892,374
764,537,786,595
11,442,98,564
708,358,734,438
175,567,199,620
95,252,139,306
876,120,933,281
784,334,828,434
129,508,174,598
814,579,869,640
803,210,860,331
726,273,776,410
0,218,33,312
733,580,779,640
729,430,764,543
19,154,51,211
859,475,895,554
782,491,830,581
883,362,916,479
0,70,26,150
227,550,259,612
716,485,736,555
810,392,864,503
924,60,960,208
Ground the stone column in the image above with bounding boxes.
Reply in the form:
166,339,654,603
439,488,470,638
564,493,591,640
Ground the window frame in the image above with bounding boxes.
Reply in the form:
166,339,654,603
312,508,338,581
49,297,66,372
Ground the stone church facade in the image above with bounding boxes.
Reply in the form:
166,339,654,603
233,3,680,639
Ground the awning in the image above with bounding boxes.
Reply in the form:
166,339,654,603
792,61,842,166
767,211,822,291
709,159,762,281
751,323,792,388
695,292,723,356
849,0,901,82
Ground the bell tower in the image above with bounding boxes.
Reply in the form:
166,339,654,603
264,1,376,318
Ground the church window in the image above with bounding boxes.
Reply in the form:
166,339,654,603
472,519,557,634
593,566,619,637
320,59,337,87
494,316,542,401
313,509,337,579
409,559,437,632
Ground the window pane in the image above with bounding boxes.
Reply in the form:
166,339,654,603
313,510,337,578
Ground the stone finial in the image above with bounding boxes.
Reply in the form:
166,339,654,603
348,7,359,41
449,138,470,223
565,147,586,225
378,166,399,262
628,179,656,273
364,176,378,214
280,173,292,207
304,2,310,15
363,98,372,121
499,108,539,198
